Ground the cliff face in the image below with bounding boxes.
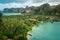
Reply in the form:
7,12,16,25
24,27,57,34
3,3,51,13
39,3,50,12
3,7,35,14
3,8,25,13
54,4,60,15
34,3,51,15
34,3,60,15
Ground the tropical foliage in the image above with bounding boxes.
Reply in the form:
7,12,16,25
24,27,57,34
0,15,40,40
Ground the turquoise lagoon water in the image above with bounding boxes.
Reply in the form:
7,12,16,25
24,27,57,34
28,22,60,40
3,13,21,16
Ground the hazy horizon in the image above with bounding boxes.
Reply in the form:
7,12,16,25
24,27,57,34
0,0,60,10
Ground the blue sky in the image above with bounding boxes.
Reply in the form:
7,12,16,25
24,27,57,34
0,0,60,10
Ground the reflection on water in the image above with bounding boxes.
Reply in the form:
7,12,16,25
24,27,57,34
29,22,60,40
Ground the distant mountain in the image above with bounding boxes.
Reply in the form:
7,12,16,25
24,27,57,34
33,3,51,15
3,8,25,13
33,3,60,15
3,3,60,15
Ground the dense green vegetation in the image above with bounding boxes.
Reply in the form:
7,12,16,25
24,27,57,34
0,15,40,40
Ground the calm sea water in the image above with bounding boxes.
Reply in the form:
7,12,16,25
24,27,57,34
28,22,60,40
3,13,21,16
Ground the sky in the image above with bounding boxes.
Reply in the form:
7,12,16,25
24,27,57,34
0,0,60,10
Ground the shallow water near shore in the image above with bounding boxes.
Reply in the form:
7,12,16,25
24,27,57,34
3,13,21,16
28,22,60,40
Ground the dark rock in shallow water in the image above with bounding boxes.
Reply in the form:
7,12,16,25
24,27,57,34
28,34,32,36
